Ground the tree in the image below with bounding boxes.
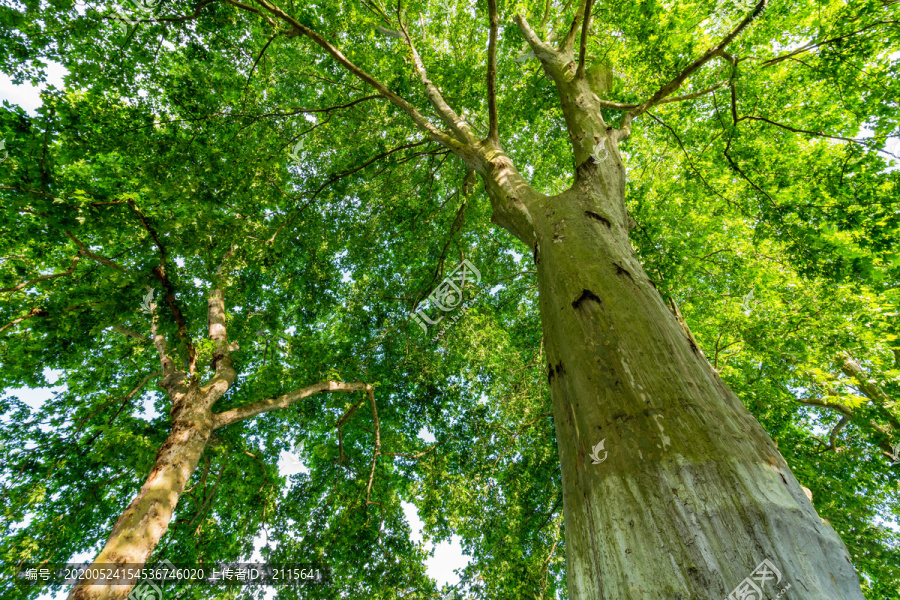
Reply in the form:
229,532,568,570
2,0,899,598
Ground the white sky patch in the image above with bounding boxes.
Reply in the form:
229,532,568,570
0,61,67,115
417,426,436,444
401,501,470,587
278,448,309,477
3,369,65,418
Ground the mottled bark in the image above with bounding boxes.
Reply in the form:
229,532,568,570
525,160,863,598
68,392,213,600
68,269,375,600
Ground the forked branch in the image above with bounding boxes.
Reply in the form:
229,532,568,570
129,199,198,374
560,0,588,53
249,0,463,150
576,0,593,79
620,0,766,134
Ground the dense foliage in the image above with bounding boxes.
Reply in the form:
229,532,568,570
1,0,898,598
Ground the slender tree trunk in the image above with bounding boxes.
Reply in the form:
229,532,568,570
69,389,213,600
532,178,863,598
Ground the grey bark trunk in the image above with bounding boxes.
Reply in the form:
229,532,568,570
68,394,213,600
533,183,863,598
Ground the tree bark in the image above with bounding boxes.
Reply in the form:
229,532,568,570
68,389,214,600
531,169,863,598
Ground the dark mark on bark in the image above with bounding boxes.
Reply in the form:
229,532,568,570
572,289,602,310
614,263,634,280
533,242,540,265
585,210,611,227
548,361,566,384
689,338,699,354
779,472,788,485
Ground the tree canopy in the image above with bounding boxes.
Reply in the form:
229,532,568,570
1,0,899,598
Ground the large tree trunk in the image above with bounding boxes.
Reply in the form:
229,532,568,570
533,177,863,598
69,390,213,600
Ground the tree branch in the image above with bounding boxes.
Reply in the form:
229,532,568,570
111,325,150,342
267,140,432,242
836,352,900,432
247,0,462,150
560,0,587,53
129,199,198,375
203,249,237,404
365,387,381,505
0,254,81,293
64,231,125,271
625,0,766,124
737,115,900,159
151,310,182,386
486,0,499,141
212,381,374,429
760,21,900,68
576,0,593,80
827,415,850,452
514,13,558,63
397,8,477,144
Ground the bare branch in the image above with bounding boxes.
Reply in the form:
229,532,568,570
560,0,587,53
486,0,499,141
514,13,556,61
600,81,726,111
64,231,125,271
111,325,150,342
365,387,381,505
827,415,851,451
576,0,593,79
213,381,374,429
737,115,900,159
103,0,218,26
203,249,237,404
74,371,159,433
151,311,180,383
0,254,81,293
268,140,432,243
247,0,462,150
397,9,477,144
335,395,368,464
836,353,900,432
0,306,50,335
626,0,766,121
761,21,900,68
245,33,279,93
129,199,198,375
